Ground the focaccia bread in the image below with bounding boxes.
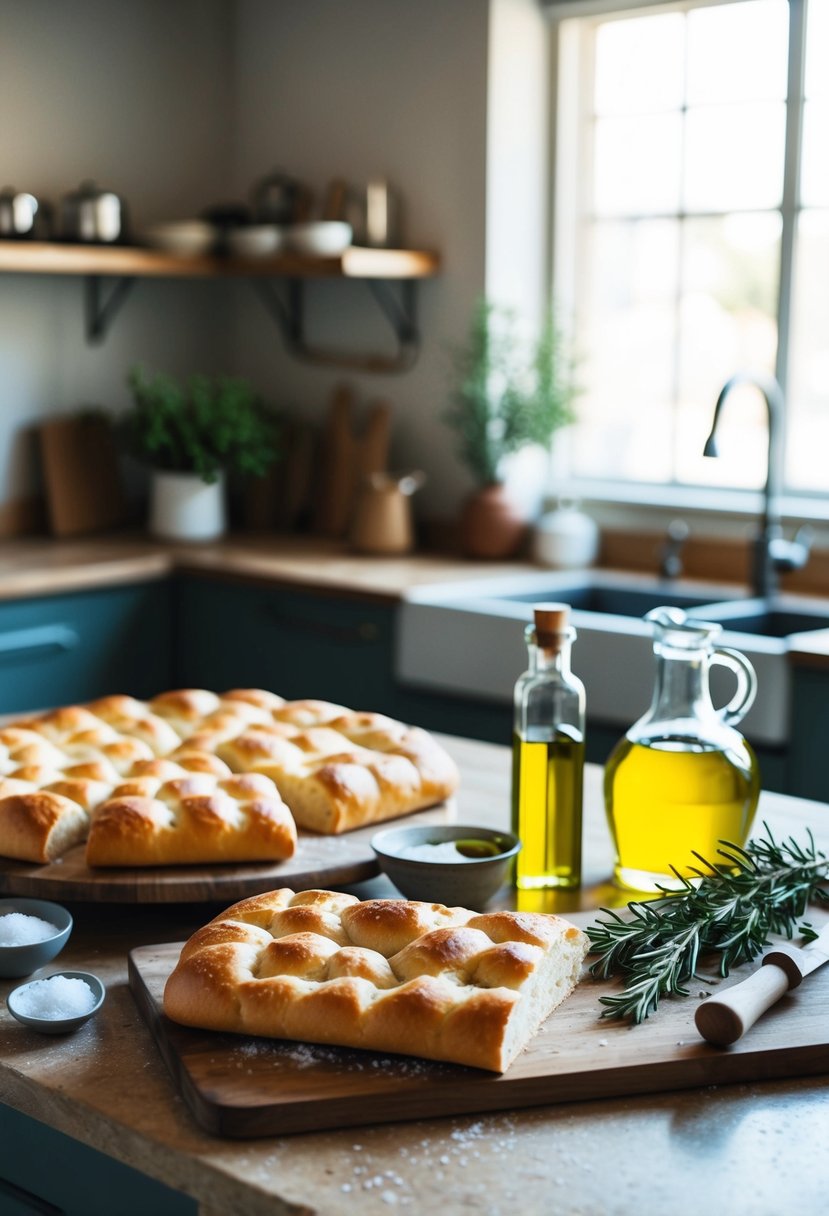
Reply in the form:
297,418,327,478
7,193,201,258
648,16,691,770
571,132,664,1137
0,688,459,863
0,789,91,863
163,888,589,1072
86,771,297,867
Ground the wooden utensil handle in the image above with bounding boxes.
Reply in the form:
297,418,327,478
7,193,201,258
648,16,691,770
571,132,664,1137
694,964,791,1047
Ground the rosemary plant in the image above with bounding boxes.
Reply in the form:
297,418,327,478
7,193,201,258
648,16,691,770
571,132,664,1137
588,824,829,1025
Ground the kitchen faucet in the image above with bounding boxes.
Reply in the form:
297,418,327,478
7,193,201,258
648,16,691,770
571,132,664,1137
702,371,812,599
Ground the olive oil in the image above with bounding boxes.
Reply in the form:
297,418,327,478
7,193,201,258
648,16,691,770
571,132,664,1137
604,734,760,892
512,726,584,890
604,606,761,895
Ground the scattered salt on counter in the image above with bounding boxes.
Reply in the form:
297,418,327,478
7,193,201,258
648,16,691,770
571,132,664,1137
0,912,60,946
398,842,477,863
13,975,96,1020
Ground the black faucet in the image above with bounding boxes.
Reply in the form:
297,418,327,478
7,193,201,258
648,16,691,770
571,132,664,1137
702,371,812,599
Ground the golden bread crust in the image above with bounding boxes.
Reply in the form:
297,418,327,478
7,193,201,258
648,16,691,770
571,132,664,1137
163,889,589,1072
0,688,458,863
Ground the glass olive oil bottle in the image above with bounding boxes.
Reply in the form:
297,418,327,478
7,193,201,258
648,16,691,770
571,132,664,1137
604,607,761,893
511,604,585,890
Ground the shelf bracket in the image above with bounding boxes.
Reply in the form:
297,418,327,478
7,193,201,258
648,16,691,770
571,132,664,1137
251,276,420,373
84,274,135,344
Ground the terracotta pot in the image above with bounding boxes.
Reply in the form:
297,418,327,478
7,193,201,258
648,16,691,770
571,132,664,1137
458,483,527,559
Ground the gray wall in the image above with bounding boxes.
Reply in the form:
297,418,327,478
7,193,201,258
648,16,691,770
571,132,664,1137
0,0,504,521
0,0,236,508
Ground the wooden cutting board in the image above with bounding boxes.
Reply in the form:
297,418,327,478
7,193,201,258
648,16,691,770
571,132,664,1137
128,909,829,1138
0,801,455,904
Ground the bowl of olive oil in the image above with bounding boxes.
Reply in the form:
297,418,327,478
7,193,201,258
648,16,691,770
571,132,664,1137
371,824,521,909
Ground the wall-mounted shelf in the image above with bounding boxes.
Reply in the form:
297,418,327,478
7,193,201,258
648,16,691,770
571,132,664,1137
0,241,441,372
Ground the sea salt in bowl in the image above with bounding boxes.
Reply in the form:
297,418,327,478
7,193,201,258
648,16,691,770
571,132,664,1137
0,898,72,978
371,824,521,909
7,970,105,1034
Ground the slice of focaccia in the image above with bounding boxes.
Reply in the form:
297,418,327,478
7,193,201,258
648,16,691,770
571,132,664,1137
0,789,90,863
163,888,589,1072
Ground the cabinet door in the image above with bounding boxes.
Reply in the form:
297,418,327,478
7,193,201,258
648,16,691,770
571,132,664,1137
787,667,827,800
174,578,401,711
0,582,172,714
0,1105,196,1216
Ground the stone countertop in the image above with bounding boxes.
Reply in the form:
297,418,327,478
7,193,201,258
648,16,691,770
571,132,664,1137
0,734,827,1216
0,533,537,604
3,530,829,672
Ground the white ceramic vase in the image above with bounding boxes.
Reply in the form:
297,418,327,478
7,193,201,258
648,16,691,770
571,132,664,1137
532,501,600,569
149,470,226,542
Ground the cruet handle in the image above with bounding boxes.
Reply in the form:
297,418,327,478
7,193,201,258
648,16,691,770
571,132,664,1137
711,646,758,727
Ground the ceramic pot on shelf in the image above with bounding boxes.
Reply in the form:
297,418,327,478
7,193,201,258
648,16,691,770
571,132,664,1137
458,483,527,559
149,471,226,542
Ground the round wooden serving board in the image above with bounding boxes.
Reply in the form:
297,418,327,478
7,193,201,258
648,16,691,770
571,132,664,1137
0,801,457,904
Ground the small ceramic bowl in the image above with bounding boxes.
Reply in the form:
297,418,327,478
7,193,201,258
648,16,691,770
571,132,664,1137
7,970,105,1034
0,898,72,978
227,224,284,258
144,220,217,256
371,824,521,909
285,221,352,256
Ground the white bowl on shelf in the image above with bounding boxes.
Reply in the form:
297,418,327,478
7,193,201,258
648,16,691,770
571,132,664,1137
285,221,352,257
144,221,217,257
227,225,285,258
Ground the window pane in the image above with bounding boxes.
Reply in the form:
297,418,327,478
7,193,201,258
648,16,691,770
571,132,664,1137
801,101,829,207
684,103,786,212
594,114,682,216
806,0,829,99
571,220,678,480
686,1,789,105
786,209,829,493
676,213,780,487
594,13,684,116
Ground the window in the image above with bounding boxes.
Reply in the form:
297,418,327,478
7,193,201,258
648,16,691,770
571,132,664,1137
551,0,828,506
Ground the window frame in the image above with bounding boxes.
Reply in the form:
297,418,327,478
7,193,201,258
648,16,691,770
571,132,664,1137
545,0,829,525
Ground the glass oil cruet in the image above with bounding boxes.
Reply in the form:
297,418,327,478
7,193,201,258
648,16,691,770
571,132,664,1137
604,606,761,893
511,603,585,890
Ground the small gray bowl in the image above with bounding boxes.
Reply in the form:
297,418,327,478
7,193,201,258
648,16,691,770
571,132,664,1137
0,898,72,978
371,824,521,909
7,970,105,1034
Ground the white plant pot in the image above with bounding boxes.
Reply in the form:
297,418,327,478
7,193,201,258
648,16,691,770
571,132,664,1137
149,470,226,541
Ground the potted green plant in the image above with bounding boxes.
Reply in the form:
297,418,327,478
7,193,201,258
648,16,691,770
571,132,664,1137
443,300,577,558
122,367,279,541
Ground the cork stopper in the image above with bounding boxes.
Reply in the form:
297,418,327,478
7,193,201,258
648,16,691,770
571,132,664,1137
534,602,570,649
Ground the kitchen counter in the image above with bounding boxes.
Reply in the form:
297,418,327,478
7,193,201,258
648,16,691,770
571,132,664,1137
0,533,538,604
4,533,829,671
0,733,826,1216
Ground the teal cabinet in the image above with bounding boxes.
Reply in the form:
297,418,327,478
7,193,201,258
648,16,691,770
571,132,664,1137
0,582,172,715
0,1105,195,1216
787,666,829,801
173,577,402,711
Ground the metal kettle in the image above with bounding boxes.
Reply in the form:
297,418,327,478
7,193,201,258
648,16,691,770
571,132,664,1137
0,187,52,239
250,169,309,225
60,180,128,243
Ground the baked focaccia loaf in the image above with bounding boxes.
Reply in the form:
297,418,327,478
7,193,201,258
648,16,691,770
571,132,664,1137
0,688,459,863
162,888,589,1072
85,771,297,867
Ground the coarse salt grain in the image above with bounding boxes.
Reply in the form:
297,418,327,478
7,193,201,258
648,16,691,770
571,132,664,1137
0,912,60,947
13,975,96,1020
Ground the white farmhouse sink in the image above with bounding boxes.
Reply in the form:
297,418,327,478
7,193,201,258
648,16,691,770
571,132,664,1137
396,570,829,746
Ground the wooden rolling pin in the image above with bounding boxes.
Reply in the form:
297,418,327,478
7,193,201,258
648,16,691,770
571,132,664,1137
695,922,829,1047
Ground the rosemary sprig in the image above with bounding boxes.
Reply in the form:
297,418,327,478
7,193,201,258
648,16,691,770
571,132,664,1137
587,823,829,1025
